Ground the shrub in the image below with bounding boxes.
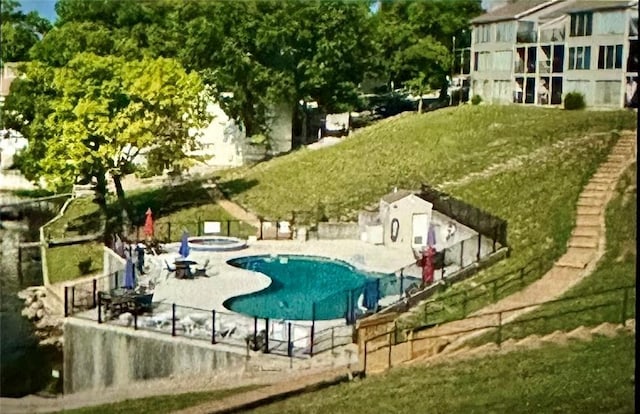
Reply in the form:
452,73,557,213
471,95,482,105
564,92,586,110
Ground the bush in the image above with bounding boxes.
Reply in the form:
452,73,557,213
564,92,586,110
471,95,482,105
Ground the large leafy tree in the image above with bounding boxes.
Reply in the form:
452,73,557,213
1,0,52,64
24,53,209,234
375,0,482,93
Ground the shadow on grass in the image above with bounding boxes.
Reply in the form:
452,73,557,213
215,178,259,199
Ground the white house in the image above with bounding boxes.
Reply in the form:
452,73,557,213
378,189,434,249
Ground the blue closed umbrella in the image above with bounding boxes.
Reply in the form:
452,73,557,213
179,231,190,258
123,257,136,289
427,224,437,247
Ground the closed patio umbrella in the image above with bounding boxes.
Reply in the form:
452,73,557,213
123,256,136,289
143,208,154,239
179,231,190,258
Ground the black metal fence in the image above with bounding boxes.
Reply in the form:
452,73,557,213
419,184,509,248
363,283,635,373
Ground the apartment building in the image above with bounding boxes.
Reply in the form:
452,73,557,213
470,0,638,108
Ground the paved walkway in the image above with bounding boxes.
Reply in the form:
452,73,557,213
403,132,636,360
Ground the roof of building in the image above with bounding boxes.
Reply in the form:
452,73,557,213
472,0,560,24
381,189,414,204
539,0,636,19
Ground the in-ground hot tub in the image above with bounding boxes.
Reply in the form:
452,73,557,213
188,236,247,252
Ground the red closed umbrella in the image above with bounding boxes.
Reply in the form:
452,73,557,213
421,246,436,286
144,208,154,239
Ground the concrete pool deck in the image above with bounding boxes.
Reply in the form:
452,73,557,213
150,239,420,315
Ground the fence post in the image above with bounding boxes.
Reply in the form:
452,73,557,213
64,286,69,317
171,303,176,337
310,303,316,356
387,332,393,370
399,270,404,296
460,240,464,267
477,234,482,261
331,327,335,351
227,221,231,237
496,311,503,346
92,278,97,308
259,219,263,240
71,286,75,312
363,340,368,374
97,292,102,323
211,310,217,344
621,288,629,326
264,318,270,353
287,322,293,357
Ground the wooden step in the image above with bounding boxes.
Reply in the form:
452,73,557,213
583,183,608,192
576,206,600,215
572,227,599,237
579,191,606,199
569,236,598,249
577,198,604,207
576,215,600,227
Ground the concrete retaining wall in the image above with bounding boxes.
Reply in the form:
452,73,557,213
317,222,359,240
64,319,250,394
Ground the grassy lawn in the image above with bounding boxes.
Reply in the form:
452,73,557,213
46,242,105,284
43,181,255,282
396,127,620,328
464,162,636,346
219,106,634,220
248,334,635,414
59,385,261,414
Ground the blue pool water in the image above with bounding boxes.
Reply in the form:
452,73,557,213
224,255,417,321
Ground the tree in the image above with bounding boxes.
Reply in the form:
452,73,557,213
1,0,52,63
375,0,482,93
21,53,209,236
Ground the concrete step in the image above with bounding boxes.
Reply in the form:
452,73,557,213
576,206,601,215
576,215,600,227
556,247,596,269
572,227,599,237
589,178,614,185
568,236,598,248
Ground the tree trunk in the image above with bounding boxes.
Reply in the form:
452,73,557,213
417,94,423,114
111,174,132,236
92,172,111,245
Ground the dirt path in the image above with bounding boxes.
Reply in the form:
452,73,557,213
401,131,636,361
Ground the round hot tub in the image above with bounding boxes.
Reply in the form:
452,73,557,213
188,236,247,252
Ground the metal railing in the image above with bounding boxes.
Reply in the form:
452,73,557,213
363,284,635,373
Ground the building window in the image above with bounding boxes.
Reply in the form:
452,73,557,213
598,45,623,69
593,11,625,35
515,47,537,73
628,40,639,72
495,21,515,42
569,46,591,70
570,12,593,37
630,16,639,37
517,21,536,43
475,24,492,43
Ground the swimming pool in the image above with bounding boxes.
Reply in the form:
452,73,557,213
224,255,417,321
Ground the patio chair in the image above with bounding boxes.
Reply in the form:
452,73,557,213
193,259,211,277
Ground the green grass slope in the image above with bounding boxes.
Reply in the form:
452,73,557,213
247,334,635,414
220,106,634,219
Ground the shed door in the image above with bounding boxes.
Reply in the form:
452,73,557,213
412,213,429,247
